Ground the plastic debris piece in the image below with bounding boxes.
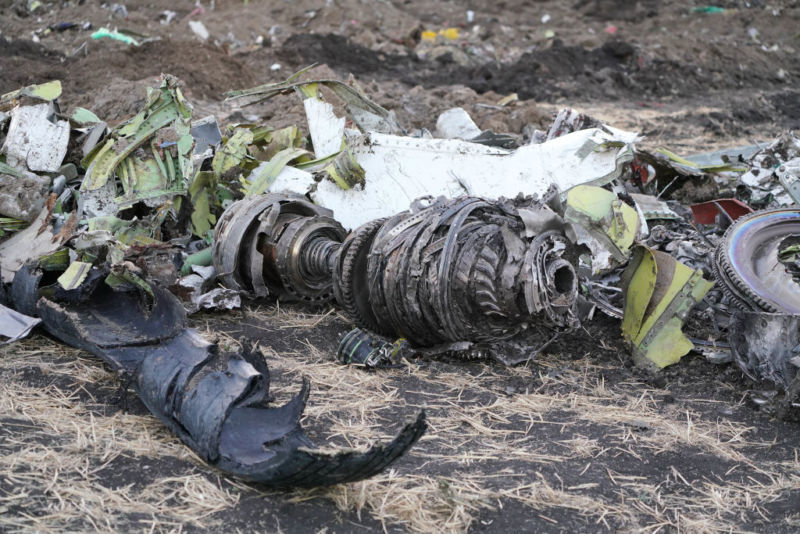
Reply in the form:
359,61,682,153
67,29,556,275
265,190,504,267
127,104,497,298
180,247,213,276
692,6,726,13
441,27,459,39
2,103,70,173
12,263,424,486
420,30,437,41
497,93,518,107
621,246,714,370
91,27,139,46
188,20,209,41
0,303,41,345
160,10,177,24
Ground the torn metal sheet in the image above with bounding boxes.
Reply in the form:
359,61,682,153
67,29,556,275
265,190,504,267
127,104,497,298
621,246,714,370
12,263,426,486
71,107,103,126
729,311,800,410
0,167,50,222
776,157,800,205
0,303,41,344
714,208,800,313
630,193,681,221
268,166,316,196
190,115,222,156
684,144,760,168
176,265,241,314
435,107,482,140
564,185,640,274
187,171,217,238
0,216,27,239
81,75,194,213
690,198,753,226
435,107,517,148
543,108,602,142
303,97,345,159
305,128,636,230
0,205,63,283
2,103,70,173
226,72,402,135
241,148,309,197
0,80,62,111
57,261,93,291
212,128,253,177
654,147,748,174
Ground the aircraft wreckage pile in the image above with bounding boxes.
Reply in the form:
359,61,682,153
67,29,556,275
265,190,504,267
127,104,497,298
2,73,800,485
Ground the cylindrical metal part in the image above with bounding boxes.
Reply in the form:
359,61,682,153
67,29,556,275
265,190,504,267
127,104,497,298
212,193,345,302
332,196,580,347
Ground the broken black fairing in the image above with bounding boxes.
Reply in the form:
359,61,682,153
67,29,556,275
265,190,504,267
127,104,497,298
11,263,426,487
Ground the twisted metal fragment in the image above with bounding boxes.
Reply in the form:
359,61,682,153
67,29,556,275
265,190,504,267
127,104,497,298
335,196,580,347
10,263,425,486
214,194,581,360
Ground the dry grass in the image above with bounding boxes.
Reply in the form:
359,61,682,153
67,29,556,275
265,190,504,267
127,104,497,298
1,304,798,532
0,337,237,532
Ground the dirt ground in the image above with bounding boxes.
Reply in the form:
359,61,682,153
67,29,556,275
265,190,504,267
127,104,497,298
2,0,800,532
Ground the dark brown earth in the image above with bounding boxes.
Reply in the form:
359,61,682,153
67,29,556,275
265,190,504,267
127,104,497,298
2,0,800,532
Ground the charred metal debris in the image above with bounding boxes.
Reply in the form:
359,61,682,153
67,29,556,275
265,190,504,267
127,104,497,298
9,261,425,486
212,190,581,365
4,70,800,488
